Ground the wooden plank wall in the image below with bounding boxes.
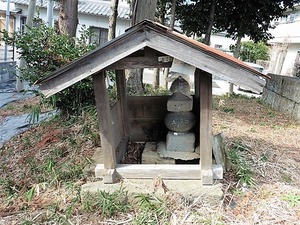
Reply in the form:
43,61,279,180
110,101,123,149
128,96,169,141
128,96,200,142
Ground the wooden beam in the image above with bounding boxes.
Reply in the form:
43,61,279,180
116,70,130,138
95,164,223,180
199,70,213,185
106,57,172,70
93,71,117,183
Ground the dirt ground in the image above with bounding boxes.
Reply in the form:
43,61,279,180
0,94,300,224
212,95,300,224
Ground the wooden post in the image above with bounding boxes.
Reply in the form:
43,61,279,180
115,70,130,162
93,71,117,183
199,70,213,185
116,70,130,137
194,69,200,100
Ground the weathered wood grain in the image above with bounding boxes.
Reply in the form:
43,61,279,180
93,72,116,172
146,29,264,92
95,164,223,180
40,29,148,97
199,70,213,185
106,57,172,70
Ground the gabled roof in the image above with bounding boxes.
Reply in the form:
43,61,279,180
8,0,130,19
36,20,269,97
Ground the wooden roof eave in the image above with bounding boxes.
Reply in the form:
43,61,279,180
141,21,269,78
143,25,267,92
36,25,149,97
36,20,269,97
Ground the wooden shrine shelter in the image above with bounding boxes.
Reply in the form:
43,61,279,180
36,20,268,185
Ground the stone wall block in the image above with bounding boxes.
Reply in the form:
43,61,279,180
267,74,283,93
292,103,300,121
281,77,300,103
263,74,300,122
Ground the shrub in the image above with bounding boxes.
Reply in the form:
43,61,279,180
1,21,97,115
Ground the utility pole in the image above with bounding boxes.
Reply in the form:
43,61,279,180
4,0,10,61
16,0,36,92
46,0,54,27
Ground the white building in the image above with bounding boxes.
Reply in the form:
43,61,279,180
268,5,300,76
210,32,236,54
0,0,131,61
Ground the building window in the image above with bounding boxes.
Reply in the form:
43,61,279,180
214,44,222,50
0,14,14,33
89,26,108,47
20,16,26,32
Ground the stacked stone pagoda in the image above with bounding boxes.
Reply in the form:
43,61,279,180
158,76,200,160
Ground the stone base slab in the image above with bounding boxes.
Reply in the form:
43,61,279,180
166,131,195,152
142,142,175,164
158,142,199,160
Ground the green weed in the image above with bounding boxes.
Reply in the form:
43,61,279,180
82,187,130,217
267,110,275,118
27,105,41,124
5,104,15,110
25,186,35,202
282,193,300,207
227,141,255,186
133,193,170,224
222,107,234,113
259,153,268,162
281,173,293,184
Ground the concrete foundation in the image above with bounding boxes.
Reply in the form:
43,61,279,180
81,179,223,199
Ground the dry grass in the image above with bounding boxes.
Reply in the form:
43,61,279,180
0,94,300,224
213,95,300,224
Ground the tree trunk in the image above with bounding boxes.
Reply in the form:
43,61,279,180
163,0,177,89
233,35,242,58
203,0,216,45
157,3,166,25
153,68,160,89
127,0,158,95
131,0,157,25
108,0,119,41
16,0,36,92
58,0,78,37
170,0,176,29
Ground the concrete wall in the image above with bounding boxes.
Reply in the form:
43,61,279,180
262,74,300,121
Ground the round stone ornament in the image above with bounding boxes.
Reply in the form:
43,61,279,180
164,111,196,132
